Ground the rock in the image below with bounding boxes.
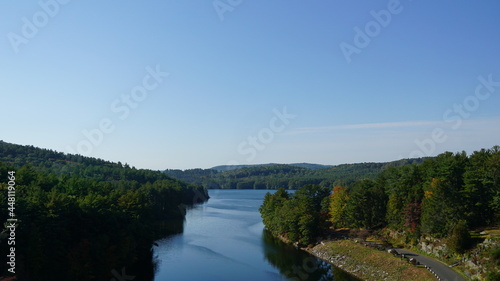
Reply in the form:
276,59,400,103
465,260,480,272
427,244,434,254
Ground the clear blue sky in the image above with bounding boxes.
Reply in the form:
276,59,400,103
1,0,499,170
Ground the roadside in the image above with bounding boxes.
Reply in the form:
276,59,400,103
304,239,436,281
300,228,474,281
396,248,466,281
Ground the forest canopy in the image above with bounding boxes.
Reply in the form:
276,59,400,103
0,141,208,280
260,146,500,248
165,158,427,190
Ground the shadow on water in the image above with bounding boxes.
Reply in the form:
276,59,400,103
14,218,185,281
128,218,185,281
262,230,361,281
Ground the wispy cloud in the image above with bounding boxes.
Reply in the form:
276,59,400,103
266,117,500,166
283,120,444,136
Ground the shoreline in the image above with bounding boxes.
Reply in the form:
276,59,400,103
300,239,437,281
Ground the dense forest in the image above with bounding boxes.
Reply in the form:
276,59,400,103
0,141,208,280
165,158,426,190
260,185,331,245
260,147,500,253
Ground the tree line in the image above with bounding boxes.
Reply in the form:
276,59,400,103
260,147,500,253
165,159,426,190
0,141,208,280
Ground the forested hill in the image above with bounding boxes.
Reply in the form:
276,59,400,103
0,140,178,183
165,158,427,189
0,140,209,200
259,146,500,280
211,162,332,172
0,141,208,280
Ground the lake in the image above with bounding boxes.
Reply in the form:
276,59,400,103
153,189,359,281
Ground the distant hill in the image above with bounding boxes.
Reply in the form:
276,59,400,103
165,158,428,190
211,162,332,172
289,163,333,169
211,163,279,172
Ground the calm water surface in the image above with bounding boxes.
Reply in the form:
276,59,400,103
153,190,358,281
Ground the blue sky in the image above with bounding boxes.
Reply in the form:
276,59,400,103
1,0,499,170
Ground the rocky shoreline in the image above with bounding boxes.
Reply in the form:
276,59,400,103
274,232,439,280
299,239,437,281
303,243,390,281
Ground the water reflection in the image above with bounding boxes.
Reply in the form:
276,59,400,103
112,218,185,281
152,190,361,281
262,230,361,281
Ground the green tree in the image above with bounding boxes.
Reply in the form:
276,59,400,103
421,178,463,237
462,149,495,227
386,194,404,229
488,147,500,224
344,180,387,229
329,186,348,228
447,220,471,254
260,188,289,235
260,185,328,245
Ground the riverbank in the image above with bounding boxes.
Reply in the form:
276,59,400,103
303,240,436,281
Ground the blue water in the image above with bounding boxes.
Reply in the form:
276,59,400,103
153,189,357,281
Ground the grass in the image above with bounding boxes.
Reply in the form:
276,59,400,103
470,227,500,239
314,240,436,281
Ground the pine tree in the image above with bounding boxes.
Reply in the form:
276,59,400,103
447,220,471,254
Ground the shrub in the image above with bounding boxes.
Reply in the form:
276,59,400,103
358,229,371,240
447,220,471,254
491,247,500,265
486,271,500,281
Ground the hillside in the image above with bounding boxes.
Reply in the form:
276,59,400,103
211,163,332,172
260,146,500,281
0,141,208,280
165,158,427,189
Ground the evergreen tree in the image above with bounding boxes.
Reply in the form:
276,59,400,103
447,220,471,254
